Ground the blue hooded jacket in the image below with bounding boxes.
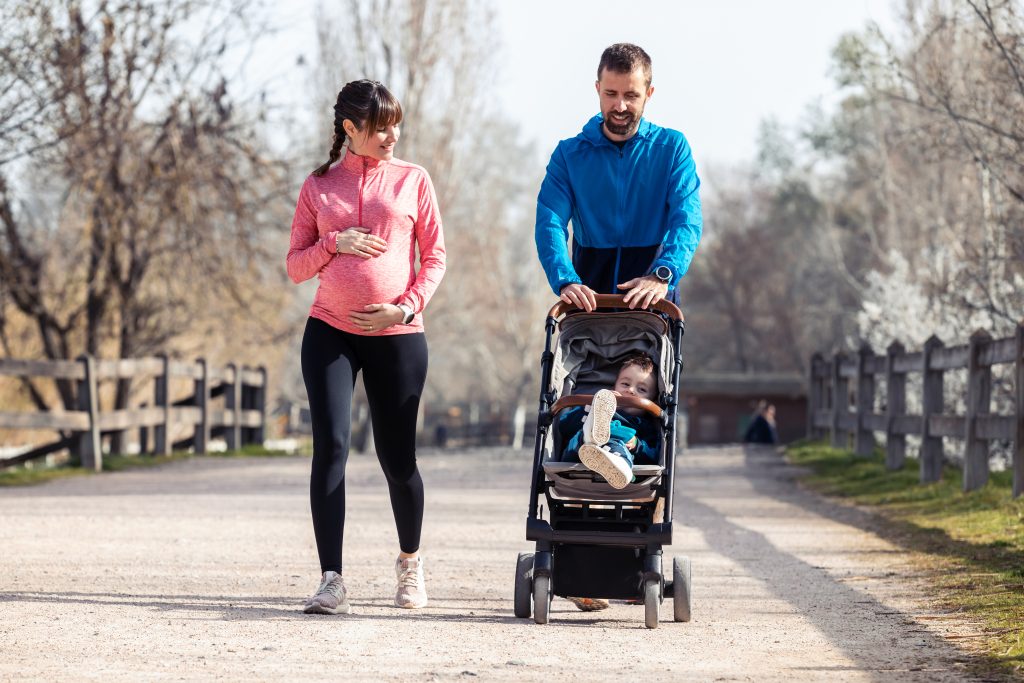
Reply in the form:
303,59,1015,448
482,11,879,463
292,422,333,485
535,114,702,296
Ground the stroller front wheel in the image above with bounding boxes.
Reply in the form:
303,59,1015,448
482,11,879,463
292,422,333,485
533,574,551,624
673,556,692,622
643,578,660,629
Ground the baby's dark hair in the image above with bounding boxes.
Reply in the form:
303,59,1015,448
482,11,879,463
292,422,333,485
619,352,655,375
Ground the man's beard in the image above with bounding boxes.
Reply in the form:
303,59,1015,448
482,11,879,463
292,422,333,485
604,110,641,136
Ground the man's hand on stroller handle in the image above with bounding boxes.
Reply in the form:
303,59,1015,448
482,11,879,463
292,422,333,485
618,275,668,310
559,283,598,312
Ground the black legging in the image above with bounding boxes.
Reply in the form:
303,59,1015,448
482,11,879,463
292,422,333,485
301,316,428,574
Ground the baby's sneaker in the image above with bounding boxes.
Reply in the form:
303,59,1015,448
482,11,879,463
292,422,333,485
578,443,632,489
582,389,617,446
303,571,350,615
394,556,428,609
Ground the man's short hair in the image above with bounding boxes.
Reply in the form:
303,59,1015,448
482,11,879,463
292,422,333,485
598,43,653,88
619,352,655,376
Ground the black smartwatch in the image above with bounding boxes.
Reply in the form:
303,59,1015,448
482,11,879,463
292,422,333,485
653,265,672,283
398,304,414,324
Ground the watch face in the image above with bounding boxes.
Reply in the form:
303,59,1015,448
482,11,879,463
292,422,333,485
655,266,672,282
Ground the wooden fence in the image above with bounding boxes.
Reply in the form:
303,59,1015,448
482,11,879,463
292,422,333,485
807,324,1024,497
0,355,268,472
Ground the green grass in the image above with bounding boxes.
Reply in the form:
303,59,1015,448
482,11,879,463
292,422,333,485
787,441,1024,679
0,445,299,486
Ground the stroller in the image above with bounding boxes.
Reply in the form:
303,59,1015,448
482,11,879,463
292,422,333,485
512,293,691,629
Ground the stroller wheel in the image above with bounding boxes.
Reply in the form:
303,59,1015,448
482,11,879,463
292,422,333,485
533,575,551,625
643,578,660,629
673,556,692,622
513,552,534,618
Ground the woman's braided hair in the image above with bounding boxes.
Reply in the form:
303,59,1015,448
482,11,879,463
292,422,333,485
313,79,403,177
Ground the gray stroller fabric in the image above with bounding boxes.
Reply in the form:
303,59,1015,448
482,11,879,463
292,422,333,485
550,311,674,400
542,310,675,501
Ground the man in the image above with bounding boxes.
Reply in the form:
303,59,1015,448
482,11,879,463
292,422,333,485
535,43,702,311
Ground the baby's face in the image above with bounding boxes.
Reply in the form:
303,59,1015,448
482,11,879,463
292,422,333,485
614,365,656,414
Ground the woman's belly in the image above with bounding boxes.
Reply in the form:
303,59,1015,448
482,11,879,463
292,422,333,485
311,249,413,324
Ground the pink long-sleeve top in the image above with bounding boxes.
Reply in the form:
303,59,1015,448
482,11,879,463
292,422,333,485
287,150,446,336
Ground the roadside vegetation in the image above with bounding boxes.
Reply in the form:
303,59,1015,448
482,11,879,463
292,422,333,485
0,446,299,488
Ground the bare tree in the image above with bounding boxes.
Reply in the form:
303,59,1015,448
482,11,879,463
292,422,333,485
0,0,292,423
829,0,1024,327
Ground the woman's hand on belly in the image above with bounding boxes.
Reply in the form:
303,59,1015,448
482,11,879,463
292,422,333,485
349,303,405,333
333,227,388,259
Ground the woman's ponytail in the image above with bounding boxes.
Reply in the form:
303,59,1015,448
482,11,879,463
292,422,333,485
312,126,345,177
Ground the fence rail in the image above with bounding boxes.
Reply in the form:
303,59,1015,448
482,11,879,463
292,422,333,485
0,355,268,472
807,323,1024,497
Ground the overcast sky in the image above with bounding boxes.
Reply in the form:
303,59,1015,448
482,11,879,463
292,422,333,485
255,0,898,169
494,0,897,166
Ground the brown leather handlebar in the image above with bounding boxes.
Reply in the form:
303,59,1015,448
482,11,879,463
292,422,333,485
550,393,663,419
547,293,684,321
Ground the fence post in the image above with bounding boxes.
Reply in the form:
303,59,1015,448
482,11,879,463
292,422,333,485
855,344,875,457
1014,321,1023,498
254,365,267,446
963,330,993,492
921,335,944,483
807,353,822,440
830,351,848,449
75,354,102,472
885,341,906,470
154,353,170,456
194,358,210,455
139,417,148,455
225,362,241,451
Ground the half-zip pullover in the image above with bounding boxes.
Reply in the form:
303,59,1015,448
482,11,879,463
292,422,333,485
287,149,446,336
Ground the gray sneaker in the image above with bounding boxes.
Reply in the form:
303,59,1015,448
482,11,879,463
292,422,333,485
303,571,350,615
394,556,428,609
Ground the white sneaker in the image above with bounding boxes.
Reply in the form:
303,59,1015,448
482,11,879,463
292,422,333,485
582,389,617,446
303,571,350,615
578,443,632,489
394,556,428,609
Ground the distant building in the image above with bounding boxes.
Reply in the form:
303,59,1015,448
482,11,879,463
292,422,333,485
681,373,805,445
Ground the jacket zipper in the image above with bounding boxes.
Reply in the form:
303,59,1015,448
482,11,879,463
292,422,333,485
358,157,368,225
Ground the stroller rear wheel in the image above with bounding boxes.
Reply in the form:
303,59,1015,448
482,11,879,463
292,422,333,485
513,552,534,618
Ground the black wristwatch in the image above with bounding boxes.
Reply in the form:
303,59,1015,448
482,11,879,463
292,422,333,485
398,304,414,324
653,265,673,283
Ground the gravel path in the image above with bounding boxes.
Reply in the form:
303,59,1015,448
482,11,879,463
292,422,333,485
0,445,984,681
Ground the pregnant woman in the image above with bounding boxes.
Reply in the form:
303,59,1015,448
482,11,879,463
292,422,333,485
286,79,445,614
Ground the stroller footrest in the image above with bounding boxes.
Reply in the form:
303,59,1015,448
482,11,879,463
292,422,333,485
526,518,672,546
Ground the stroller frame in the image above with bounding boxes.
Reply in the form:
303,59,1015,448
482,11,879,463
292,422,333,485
514,294,692,628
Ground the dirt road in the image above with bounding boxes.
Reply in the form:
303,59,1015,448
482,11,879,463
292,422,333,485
0,445,984,681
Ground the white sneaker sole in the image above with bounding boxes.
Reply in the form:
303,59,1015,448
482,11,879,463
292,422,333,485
303,601,351,615
578,444,630,489
394,596,428,609
582,390,617,446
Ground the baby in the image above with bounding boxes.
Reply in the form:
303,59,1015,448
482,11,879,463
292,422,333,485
559,352,660,490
